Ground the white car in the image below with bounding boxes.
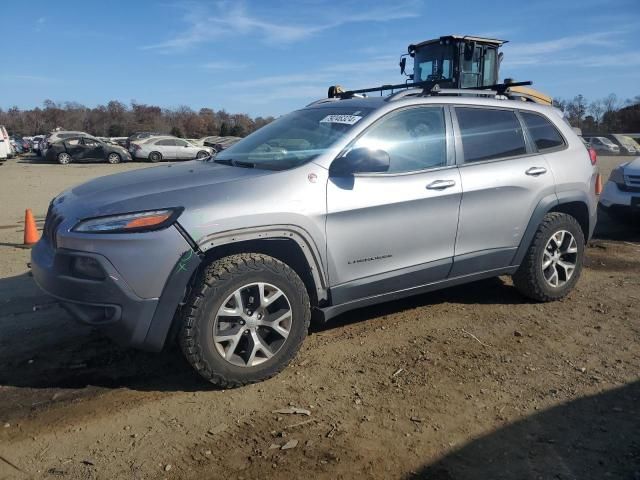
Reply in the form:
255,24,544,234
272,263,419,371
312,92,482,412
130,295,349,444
131,136,213,162
600,157,640,218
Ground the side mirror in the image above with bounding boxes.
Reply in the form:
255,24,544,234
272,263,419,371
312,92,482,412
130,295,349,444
399,57,407,75
329,147,390,177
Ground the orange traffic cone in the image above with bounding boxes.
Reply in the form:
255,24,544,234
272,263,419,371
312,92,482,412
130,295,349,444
595,174,603,195
23,208,40,246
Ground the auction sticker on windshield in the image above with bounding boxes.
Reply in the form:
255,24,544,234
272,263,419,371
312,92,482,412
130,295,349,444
320,114,362,125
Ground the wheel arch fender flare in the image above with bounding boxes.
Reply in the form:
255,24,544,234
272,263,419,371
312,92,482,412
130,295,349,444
511,190,593,267
196,225,329,296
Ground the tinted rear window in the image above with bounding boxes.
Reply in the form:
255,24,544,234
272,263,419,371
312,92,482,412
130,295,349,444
456,107,526,162
520,112,565,151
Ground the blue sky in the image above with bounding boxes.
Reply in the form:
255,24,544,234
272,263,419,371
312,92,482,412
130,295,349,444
2,0,639,117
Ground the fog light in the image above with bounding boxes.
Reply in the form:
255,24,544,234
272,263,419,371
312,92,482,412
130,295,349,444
71,256,105,280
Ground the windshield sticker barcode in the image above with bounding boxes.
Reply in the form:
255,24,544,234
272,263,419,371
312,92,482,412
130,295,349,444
320,115,362,125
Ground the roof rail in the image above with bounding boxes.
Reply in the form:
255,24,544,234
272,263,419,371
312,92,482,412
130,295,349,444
386,88,424,102
431,87,498,98
306,98,341,107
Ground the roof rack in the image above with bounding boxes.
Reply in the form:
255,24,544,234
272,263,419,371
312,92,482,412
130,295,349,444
331,80,532,100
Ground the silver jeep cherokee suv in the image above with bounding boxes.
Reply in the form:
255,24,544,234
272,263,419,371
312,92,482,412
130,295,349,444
32,94,598,386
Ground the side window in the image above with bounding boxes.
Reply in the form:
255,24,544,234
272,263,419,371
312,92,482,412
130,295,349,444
66,138,80,146
351,107,447,173
520,111,565,151
456,107,526,163
174,139,188,147
156,139,173,146
83,138,98,146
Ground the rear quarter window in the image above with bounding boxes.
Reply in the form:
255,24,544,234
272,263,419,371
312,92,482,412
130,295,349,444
520,111,565,151
456,107,527,163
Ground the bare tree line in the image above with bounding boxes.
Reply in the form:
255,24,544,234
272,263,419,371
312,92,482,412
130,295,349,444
553,93,640,133
0,100,276,138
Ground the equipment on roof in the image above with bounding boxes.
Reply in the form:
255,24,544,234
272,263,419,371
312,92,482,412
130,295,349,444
327,35,552,105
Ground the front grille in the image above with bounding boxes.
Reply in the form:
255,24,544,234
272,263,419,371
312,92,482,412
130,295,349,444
623,174,640,193
43,203,64,248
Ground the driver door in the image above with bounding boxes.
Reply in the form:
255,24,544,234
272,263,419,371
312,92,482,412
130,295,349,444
325,106,461,304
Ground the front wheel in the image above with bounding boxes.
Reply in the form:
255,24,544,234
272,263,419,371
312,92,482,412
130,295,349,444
57,152,72,165
512,212,585,302
179,253,310,387
196,150,209,159
107,152,121,164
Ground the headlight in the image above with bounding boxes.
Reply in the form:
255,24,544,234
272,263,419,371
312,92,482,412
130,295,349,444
73,208,182,233
609,167,626,186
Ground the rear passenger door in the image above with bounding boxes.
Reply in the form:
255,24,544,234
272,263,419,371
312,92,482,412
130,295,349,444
81,137,104,160
155,139,176,159
63,138,83,159
450,106,556,276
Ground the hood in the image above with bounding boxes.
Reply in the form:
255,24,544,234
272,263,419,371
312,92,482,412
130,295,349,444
623,156,640,174
55,160,274,220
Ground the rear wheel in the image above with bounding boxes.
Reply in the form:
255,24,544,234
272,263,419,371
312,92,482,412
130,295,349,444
107,152,121,164
512,212,584,302
149,151,162,163
57,152,71,165
179,253,310,387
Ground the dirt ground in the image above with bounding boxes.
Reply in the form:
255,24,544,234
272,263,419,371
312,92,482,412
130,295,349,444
0,154,638,480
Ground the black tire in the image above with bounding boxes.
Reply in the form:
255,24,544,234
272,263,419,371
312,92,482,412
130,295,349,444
512,212,585,302
196,150,209,159
149,151,162,163
179,253,310,387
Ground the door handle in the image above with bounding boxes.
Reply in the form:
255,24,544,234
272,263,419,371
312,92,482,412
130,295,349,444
525,166,547,176
426,179,456,190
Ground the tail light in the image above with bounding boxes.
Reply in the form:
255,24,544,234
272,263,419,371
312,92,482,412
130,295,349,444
588,147,597,166
133,144,141,151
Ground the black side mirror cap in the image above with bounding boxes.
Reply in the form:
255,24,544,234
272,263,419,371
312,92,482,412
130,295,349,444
329,147,390,176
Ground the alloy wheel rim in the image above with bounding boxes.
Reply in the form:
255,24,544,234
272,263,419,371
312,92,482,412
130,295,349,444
59,153,70,164
542,230,578,288
213,282,292,367
108,153,119,163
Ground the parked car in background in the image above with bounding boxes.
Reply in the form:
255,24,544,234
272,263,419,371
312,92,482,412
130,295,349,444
32,135,45,155
579,137,591,149
10,137,23,154
585,136,620,155
126,132,164,151
607,134,639,156
0,126,14,158
0,127,9,162
42,131,96,157
131,136,213,162
199,135,242,153
45,136,132,165
600,157,640,220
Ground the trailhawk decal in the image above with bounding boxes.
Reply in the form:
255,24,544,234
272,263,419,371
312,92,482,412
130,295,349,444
348,254,392,265
320,114,362,125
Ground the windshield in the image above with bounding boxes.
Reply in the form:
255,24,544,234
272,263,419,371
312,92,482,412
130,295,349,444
213,106,373,170
600,137,615,146
414,43,455,82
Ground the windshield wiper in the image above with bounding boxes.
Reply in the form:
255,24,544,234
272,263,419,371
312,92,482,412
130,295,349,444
213,158,233,166
213,158,256,168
